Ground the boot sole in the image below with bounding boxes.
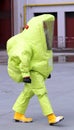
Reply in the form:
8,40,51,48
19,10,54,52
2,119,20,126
14,119,33,123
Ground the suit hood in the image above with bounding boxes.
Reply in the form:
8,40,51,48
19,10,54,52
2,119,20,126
22,14,55,50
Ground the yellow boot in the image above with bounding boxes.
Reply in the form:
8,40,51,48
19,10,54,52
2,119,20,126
14,112,33,123
47,113,64,125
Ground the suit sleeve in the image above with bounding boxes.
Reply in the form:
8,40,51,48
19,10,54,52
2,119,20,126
19,44,32,78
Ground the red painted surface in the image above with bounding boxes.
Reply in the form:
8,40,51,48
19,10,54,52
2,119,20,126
0,0,13,49
65,12,74,48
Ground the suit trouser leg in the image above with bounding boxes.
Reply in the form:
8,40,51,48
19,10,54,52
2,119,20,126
30,71,54,116
37,93,54,116
12,85,34,114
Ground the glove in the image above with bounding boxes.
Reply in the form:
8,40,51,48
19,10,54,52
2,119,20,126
23,77,31,83
47,74,51,79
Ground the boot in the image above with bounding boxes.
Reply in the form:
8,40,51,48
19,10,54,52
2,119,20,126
14,112,33,123
47,113,64,125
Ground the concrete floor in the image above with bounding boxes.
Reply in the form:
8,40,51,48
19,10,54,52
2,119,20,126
0,62,74,130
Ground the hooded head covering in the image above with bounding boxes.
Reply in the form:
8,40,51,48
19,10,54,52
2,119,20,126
23,14,55,50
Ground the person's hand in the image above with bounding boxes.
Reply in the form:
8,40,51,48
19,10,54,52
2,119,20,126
47,74,51,79
23,77,31,83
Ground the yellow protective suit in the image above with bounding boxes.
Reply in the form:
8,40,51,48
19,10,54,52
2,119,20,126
7,14,55,116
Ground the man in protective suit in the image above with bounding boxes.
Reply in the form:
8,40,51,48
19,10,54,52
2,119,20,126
7,14,64,125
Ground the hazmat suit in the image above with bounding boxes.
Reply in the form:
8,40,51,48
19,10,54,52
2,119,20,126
7,14,64,124
7,14,55,116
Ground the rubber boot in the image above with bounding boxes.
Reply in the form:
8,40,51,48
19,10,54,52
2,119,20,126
47,113,64,125
14,112,33,123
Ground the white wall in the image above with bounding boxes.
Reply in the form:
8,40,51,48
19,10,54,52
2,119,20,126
14,0,18,35
14,0,74,35
14,0,74,34
28,0,74,4
14,0,26,35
